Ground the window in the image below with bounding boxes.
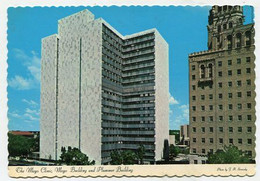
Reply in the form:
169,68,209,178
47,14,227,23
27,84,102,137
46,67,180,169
201,116,205,122
218,105,223,110
194,160,198,164
209,138,214,143
209,84,212,89
219,93,223,99
202,149,206,154
228,104,233,110
209,149,214,154
223,23,227,29
192,106,196,111
192,96,196,101
219,127,223,132
238,115,242,121
201,95,205,100
218,82,222,88
201,138,205,143
209,94,213,100
192,127,196,133
237,58,241,64
238,127,242,133
192,148,196,153
201,127,205,133
218,61,222,67
228,59,232,65
247,127,252,133
193,138,197,143
219,138,223,144
229,127,233,133
237,80,241,86
247,115,252,121
200,65,206,78
247,139,252,145
229,138,233,144
246,57,251,63
192,65,196,70
228,93,232,99
209,127,214,133
201,106,205,111
192,117,196,122
228,81,232,87
192,85,196,90
227,35,232,50
245,31,251,46
237,103,242,110
247,103,252,109
246,79,251,86
247,91,251,97
237,69,241,75
236,33,242,48
238,139,242,144
229,115,233,121
246,68,251,74
219,116,223,121
209,116,213,122
208,64,213,77
192,75,196,80
209,105,213,111
218,71,222,77
229,22,233,28
228,70,232,76
237,92,242,98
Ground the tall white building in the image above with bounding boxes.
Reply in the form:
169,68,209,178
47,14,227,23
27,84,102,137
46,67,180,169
40,9,169,164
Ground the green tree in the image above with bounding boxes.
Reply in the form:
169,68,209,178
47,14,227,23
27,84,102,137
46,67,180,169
208,145,252,164
58,147,95,165
169,144,180,158
8,133,34,157
110,150,137,165
136,145,145,164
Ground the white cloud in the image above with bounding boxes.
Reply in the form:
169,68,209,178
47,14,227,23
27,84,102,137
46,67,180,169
22,99,38,107
169,93,179,105
8,75,34,90
8,49,41,90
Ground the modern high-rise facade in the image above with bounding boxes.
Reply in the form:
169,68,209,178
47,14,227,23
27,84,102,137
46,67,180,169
189,6,255,159
40,9,169,164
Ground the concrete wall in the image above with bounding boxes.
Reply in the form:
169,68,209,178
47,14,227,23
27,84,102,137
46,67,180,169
40,34,58,160
154,30,169,160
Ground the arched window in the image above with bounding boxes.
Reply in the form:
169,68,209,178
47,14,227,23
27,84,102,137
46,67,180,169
245,31,251,46
223,24,227,30
227,35,232,50
218,25,221,33
200,65,206,78
229,22,233,28
239,18,243,25
208,64,213,78
236,33,242,48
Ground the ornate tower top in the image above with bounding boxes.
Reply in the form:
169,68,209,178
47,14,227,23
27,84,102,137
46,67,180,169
207,5,245,50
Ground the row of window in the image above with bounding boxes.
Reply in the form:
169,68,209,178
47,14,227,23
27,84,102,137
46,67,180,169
218,57,251,67
191,114,252,122
192,103,252,111
192,126,253,133
192,137,253,145
192,91,252,101
191,79,252,91
191,67,252,80
191,57,252,71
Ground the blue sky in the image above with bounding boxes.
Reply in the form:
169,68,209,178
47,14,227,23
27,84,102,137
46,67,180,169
7,6,254,131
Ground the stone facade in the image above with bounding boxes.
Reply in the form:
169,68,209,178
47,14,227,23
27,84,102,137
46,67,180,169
40,9,169,164
189,6,255,159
